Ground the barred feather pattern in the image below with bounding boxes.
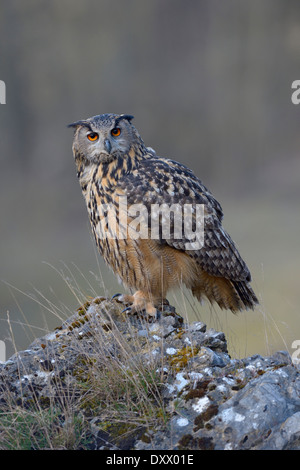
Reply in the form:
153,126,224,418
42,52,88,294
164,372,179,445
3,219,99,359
71,113,258,313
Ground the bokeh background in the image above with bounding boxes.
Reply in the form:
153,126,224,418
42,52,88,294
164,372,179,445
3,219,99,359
1,0,300,359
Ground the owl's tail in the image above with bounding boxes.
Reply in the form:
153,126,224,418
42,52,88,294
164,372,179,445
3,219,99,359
231,280,259,311
191,271,259,313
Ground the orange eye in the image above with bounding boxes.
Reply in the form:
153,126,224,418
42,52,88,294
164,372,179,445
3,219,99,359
111,127,121,137
87,132,99,141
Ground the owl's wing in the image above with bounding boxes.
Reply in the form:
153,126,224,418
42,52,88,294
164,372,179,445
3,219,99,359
119,155,251,283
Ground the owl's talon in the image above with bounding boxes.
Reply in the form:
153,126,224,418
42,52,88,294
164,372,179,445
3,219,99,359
143,308,159,322
112,291,159,320
121,306,132,314
153,308,160,320
112,293,124,303
112,293,122,299
120,305,159,322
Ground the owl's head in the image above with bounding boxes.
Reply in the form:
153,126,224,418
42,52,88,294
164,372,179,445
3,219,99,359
68,113,145,163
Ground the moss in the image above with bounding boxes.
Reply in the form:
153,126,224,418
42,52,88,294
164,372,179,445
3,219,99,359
82,300,91,310
173,329,185,340
169,346,200,371
185,379,211,401
38,396,52,408
272,363,288,370
232,378,247,391
76,300,91,316
178,434,215,450
75,355,97,368
178,433,194,449
197,436,215,450
201,404,218,422
101,323,112,332
193,414,204,431
93,297,106,304
97,421,146,450
185,388,205,400
193,404,218,432
205,422,213,430
140,430,152,443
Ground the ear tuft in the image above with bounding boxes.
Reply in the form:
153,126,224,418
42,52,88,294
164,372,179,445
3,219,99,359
122,114,134,122
67,120,84,128
67,120,92,131
115,114,135,125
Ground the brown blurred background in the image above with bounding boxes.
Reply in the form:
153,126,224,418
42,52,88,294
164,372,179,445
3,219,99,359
1,0,300,359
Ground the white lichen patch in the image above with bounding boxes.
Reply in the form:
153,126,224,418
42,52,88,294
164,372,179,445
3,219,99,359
149,323,161,333
192,396,210,413
166,347,177,355
152,335,161,341
151,349,159,356
166,384,175,394
202,367,213,376
220,407,245,423
222,376,236,386
22,370,53,383
188,371,204,381
174,372,189,392
224,443,233,450
176,417,189,427
274,368,289,378
45,332,57,341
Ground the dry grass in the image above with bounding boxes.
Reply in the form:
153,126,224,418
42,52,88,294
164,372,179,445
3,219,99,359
1,213,297,450
0,266,171,450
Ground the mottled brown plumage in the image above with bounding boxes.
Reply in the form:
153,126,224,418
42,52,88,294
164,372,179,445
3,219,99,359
69,113,258,316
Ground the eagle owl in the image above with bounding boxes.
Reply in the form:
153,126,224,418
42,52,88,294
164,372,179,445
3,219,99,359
69,113,258,316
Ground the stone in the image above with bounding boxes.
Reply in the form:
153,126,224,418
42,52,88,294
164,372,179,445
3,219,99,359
0,297,299,450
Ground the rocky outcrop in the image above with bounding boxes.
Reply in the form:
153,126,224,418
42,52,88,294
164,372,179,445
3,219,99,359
0,298,299,450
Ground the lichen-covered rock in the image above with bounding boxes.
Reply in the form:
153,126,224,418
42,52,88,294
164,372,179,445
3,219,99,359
0,298,299,450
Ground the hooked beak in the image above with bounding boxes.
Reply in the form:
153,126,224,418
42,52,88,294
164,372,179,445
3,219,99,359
93,137,114,163
96,137,111,158
104,138,111,154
